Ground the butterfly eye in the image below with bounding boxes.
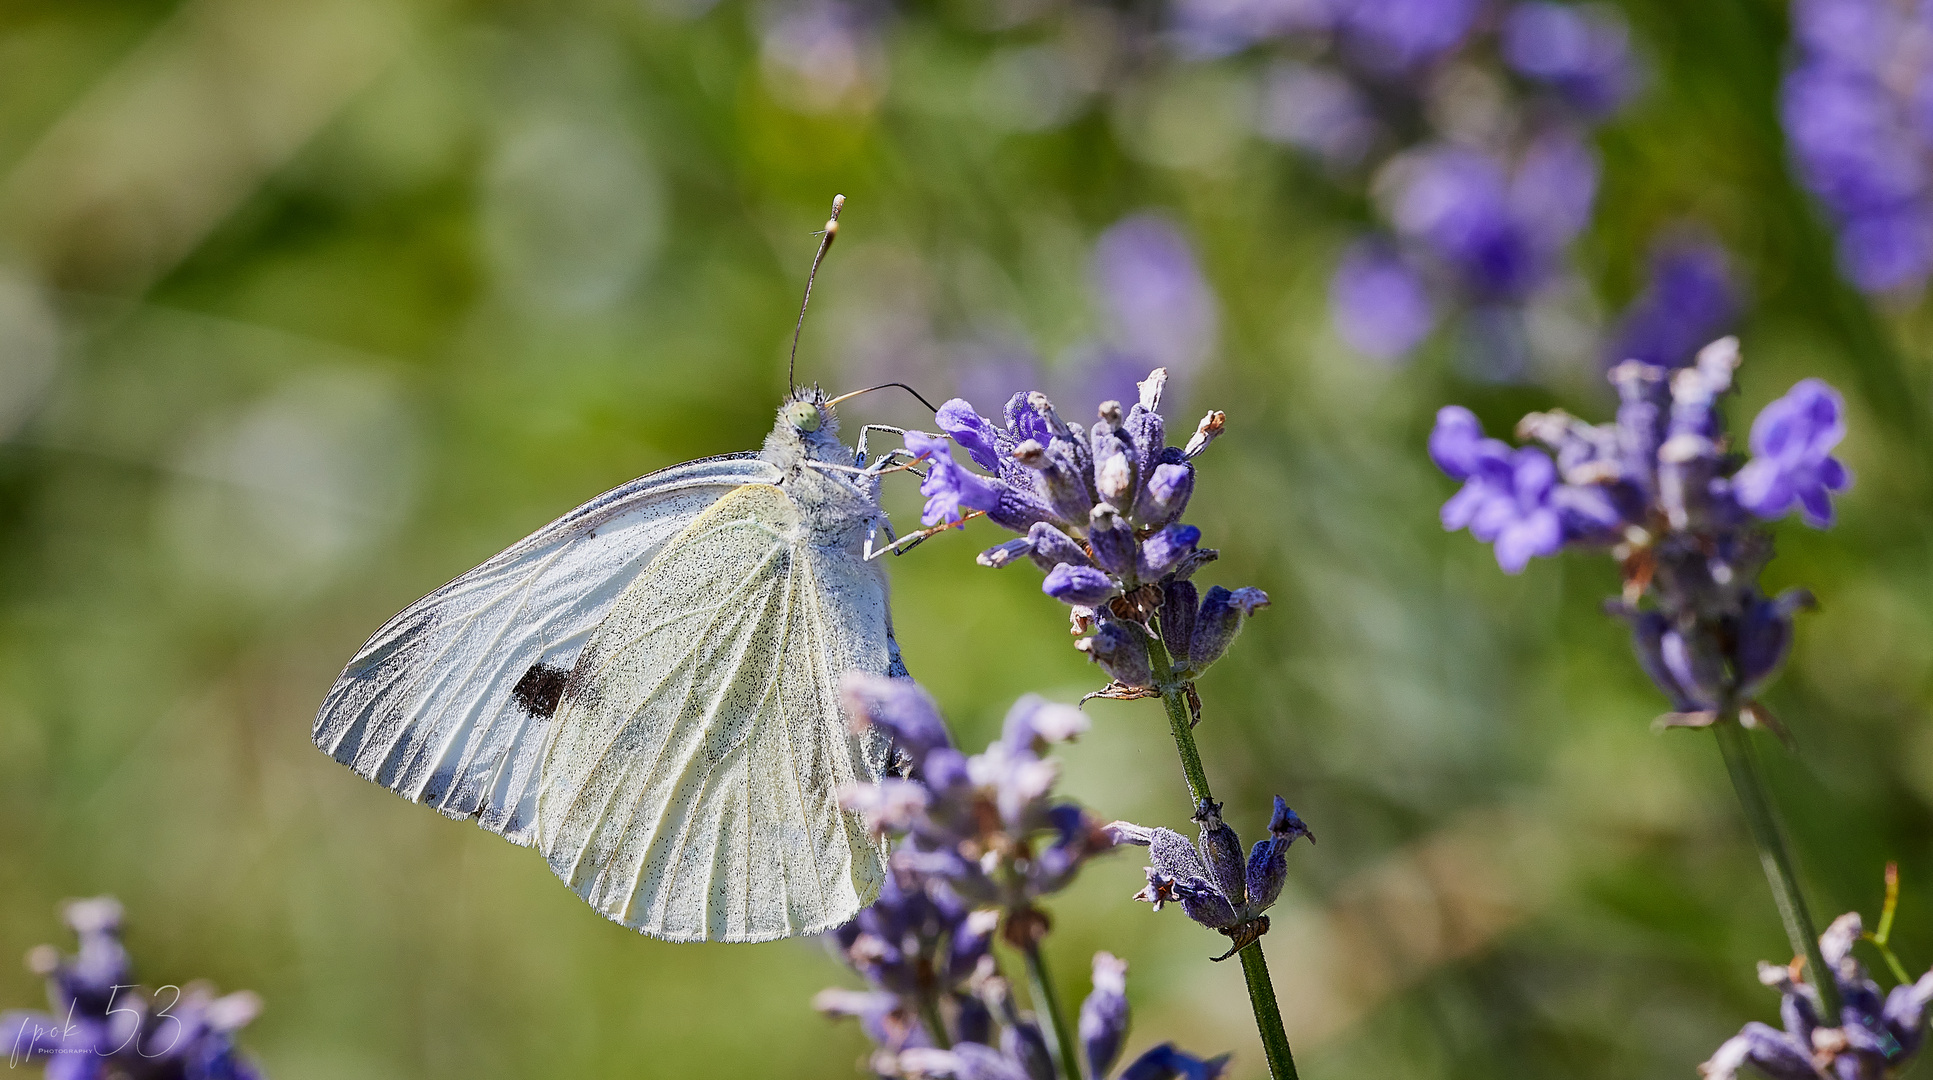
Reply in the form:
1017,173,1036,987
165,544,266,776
785,401,822,432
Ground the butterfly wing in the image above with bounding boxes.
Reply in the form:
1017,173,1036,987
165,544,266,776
536,483,894,943
313,453,782,844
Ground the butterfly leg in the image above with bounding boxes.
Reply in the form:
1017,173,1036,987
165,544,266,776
854,423,909,461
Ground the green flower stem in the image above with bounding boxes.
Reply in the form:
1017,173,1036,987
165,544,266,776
1144,634,1212,805
1023,940,1083,1080
1238,942,1299,1080
1145,634,1300,1080
918,992,952,1051
1712,710,1842,1020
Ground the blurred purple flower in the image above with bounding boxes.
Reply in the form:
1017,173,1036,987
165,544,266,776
840,676,1115,943
0,898,265,1080
1091,216,1220,382
1734,378,1853,526
1171,0,1332,55
1337,0,1484,73
1502,2,1640,116
1781,0,1933,292
759,0,885,113
1606,237,1740,370
1386,135,1596,302
1330,241,1436,360
1258,61,1379,168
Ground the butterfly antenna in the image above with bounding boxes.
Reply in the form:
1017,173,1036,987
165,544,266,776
789,194,845,391
825,381,940,414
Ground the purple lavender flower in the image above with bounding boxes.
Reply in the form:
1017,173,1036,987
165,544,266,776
1330,241,1436,361
1108,797,1311,961
1781,0,1933,292
0,898,265,1080
1606,237,1740,370
1430,336,1852,720
1701,912,1933,1080
1733,378,1853,527
917,369,1266,694
1501,2,1639,117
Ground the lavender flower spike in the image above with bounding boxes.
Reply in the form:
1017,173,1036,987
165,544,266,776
1733,378,1853,527
1110,797,1312,960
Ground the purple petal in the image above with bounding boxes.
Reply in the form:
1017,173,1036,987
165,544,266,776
1493,508,1561,573
936,399,1004,471
1043,564,1118,606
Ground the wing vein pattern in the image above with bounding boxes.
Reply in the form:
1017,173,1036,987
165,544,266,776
312,454,781,845
536,483,888,942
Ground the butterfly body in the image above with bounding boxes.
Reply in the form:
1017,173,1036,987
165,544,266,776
315,393,900,942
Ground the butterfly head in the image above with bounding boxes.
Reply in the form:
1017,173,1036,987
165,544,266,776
782,399,823,433
766,387,849,471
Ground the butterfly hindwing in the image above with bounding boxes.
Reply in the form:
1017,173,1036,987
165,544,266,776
536,483,892,943
312,454,782,844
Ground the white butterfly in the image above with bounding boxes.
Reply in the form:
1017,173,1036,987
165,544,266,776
313,392,917,942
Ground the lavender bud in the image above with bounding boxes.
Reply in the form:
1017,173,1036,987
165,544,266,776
1187,586,1270,673
1005,1021,1056,1080
1080,953,1131,1080
1088,505,1139,578
1139,525,1201,580
1027,522,1094,571
1736,589,1812,698
1606,603,1702,712
1124,404,1167,484
983,977,1055,1080
947,909,1000,983
1096,445,1136,508
1044,564,1118,607
954,992,994,1047
1135,458,1195,527
1660,625,1725,710
1159,579,1198,663
1097,399,1125,430
1173,877,1241,929
978,537,1035,568
1076,620,1152,686
1184,411,1225,457
1243,797,1312,914
1193,800,1247,909
1013,438,1096,526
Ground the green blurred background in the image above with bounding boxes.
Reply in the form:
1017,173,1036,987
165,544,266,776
1,0,1929,1077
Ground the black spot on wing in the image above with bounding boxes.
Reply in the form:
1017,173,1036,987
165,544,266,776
512,663,570,719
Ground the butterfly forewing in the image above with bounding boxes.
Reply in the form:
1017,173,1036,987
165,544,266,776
537,483,891,943
313,454,781,843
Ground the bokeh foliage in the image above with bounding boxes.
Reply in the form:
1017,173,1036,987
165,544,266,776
0,0,1929,1077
